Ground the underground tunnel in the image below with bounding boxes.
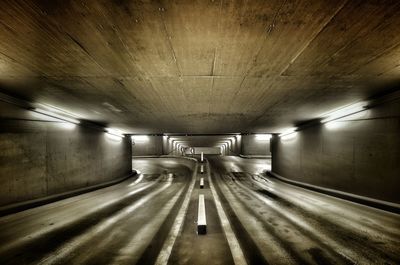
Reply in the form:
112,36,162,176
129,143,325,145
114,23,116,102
0,1,399,264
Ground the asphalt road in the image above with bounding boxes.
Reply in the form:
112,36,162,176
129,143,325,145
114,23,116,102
208,156,400,265
0,156,399,265
0,158,195,265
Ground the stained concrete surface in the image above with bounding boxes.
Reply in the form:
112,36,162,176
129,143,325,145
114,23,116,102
0,118,132,207
1,1,400,134
241,134,271,156
132,135,163,156
271,97,400,204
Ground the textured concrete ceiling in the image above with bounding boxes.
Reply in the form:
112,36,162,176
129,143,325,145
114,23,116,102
0,0,399,133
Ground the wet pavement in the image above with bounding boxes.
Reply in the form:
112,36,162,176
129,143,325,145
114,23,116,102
0,156,399,265
209,156,400,265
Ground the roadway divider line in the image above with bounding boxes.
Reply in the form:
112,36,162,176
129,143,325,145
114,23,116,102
154,163,198,265
206,161,248,265
200,178,204,189
197,194,207,235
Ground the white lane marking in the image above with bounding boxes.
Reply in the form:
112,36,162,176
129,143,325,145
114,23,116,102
128,173,144,186
154,163,198,265
206,161,248,265
37,176,174,265
197,194,207,234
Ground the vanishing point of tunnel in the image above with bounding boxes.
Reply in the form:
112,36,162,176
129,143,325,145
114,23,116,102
0,1,399,265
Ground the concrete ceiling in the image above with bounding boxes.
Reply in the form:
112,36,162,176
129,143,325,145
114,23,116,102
0,0,399,134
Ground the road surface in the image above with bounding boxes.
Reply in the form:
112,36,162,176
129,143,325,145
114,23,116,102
0,156,399,265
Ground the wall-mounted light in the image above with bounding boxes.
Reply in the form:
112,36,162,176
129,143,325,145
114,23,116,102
131,135,149,143
279,128,297,137
325,121,344,130
281,132,298,140
321,101,367,123
58,123,77,130
106,128,124,139
255,134,272,141
34,108,80,124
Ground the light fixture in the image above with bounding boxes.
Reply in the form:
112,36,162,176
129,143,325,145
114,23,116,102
106,133,123,141
106,128,124,138
321,101,367,123
279,127,297,138
281,132,298,140
255,134,272,140
34,108,80,124
131,135,149,142
325,121,344,130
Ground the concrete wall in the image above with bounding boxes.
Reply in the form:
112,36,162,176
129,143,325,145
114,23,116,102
132,135,163,156
162,135,241,156
241,134,271,156
271,97,400,204
0,109,132,207
191,147,221,155
234,135,242,155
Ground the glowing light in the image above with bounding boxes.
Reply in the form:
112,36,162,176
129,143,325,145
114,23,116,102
321,102,367,123
279,127,297,138
37,103,81,118
58,123,77,130
34,108,80,124
106,128,124,138
255,134,272,141
106,133,123,141
131,135,149,143
281,131,297,140
325,121,344,130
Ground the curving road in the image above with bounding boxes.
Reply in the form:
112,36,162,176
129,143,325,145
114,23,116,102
208,156,400,265
0,158,195,265
0,156,399,265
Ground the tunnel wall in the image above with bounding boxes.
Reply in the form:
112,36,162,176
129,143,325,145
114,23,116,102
234,135,242,155
132,135,163,156
191,147,221,155
271,96,400,204
0,117,132,208
241,134,271,156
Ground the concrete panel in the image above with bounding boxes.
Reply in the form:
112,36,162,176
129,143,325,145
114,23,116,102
192,147,221,155
132,135,163,156
272,98,400,204
0,109,132,207
1,1,400,134
241,135,271,156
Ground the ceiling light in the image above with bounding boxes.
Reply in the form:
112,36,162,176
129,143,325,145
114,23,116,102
106,128,124,138
279,127,297,137
131,135,149,142
106,133,123,141
34,108,80,124
281,132,298,140
255,134,272,140
321,102,367,123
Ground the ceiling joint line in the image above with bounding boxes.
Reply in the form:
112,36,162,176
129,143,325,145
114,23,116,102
158,5,182,77
278,0,350,76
